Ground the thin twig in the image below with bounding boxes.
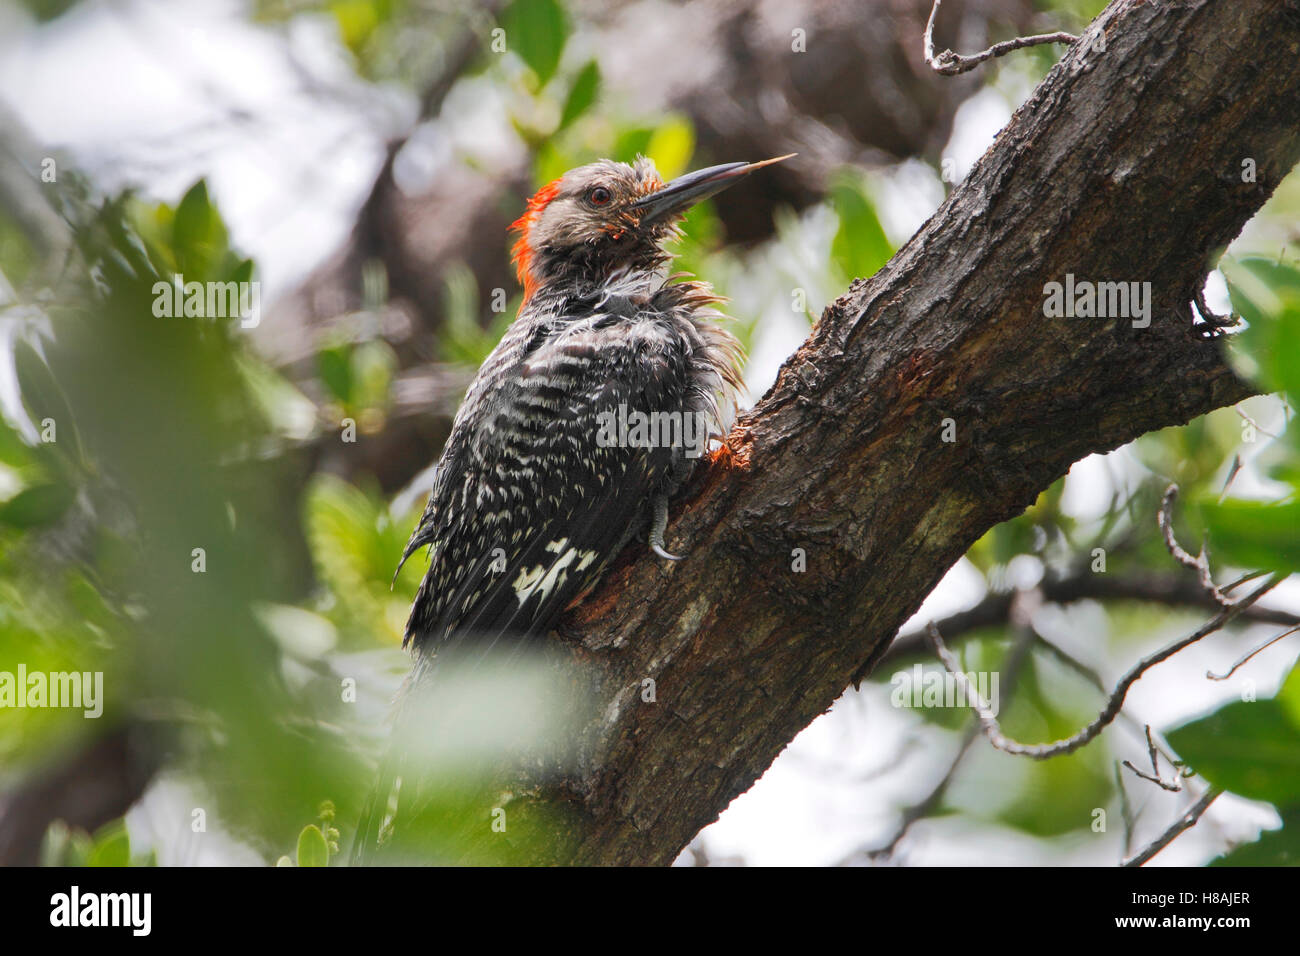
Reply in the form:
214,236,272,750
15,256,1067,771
1121,788,1222,867
1114,763,1136,857
1121,725,1181,792
1194,286,1240,330
1235,407,1278,440
1219,454,1243,502
1143,724,1162,780
1033,633,1194,782
924,0,1078,76
862,723,979,862
858,622,1037,863
1207,623,1300,680
926,575,1280,759
1159,485,1231,607
1221,568,1270,595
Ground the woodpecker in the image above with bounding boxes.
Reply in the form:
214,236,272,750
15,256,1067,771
395,154,790,660
353,155,788,862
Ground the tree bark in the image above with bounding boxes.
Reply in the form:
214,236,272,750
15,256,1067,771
528,0,1300,865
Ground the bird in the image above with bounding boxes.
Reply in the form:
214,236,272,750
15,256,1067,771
352,153,789,862
397,153,792,660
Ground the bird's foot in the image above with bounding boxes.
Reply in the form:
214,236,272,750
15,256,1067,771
649,495,684,562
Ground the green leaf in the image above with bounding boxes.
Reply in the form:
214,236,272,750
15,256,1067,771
0,481,74,528
171,180,230,279
533,141,572,186
67,829,94,866
1280,660,1300,728
0,417,36,470
968,516,1039,570
612,127,654,164
303,474,417,645
1225,255,1300,399
330,0,391,56
296,823,330,867
829,173,893,283
558,59,600,131
1167,699,1300,806
17,0,81,24
173,181,212,257
350,339,396,412
231,258,254,286
504,0,568,87
436,262,515,367
87,819,131,867
317,344,354,405
1198,497,1300,573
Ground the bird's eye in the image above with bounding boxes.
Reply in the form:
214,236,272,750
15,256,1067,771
587,186,612,206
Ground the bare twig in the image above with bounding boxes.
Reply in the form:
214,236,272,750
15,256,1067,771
1235,407,1278,441
1115,763,1136,857
1121,788,1222,867
924,0,1078,76
1194,286,1241,331
1121,725,1181,792
1142,724,1164,781
860,723,979,863
856,621,1038,863
1220,568,1270,595
1219,454,1243,502
857,614,1200,864
1031,633,1195,782
1207,623,1300,680
1159,485,1231,607
926,574,1281,759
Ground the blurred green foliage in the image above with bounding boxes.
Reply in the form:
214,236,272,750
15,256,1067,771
41,817,156,867
303,473,421,647
828,171,893,288
1148,254,1300,865
503,0,567,88
3,0,1298,868
436,261,517,368
0,172,585,864
0,179,371,858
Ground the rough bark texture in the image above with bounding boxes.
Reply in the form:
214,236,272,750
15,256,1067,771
517,0,1300,865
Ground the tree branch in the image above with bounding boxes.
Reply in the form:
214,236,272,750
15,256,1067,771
508,0,1300,867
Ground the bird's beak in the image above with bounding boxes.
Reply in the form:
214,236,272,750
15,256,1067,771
631,154,795,224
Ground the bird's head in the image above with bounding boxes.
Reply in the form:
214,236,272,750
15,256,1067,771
510,154,793,301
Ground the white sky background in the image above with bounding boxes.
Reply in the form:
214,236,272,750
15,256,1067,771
2,0,1295,866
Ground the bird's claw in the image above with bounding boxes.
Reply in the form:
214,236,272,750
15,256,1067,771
651,542,684,562
648,494,685,562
